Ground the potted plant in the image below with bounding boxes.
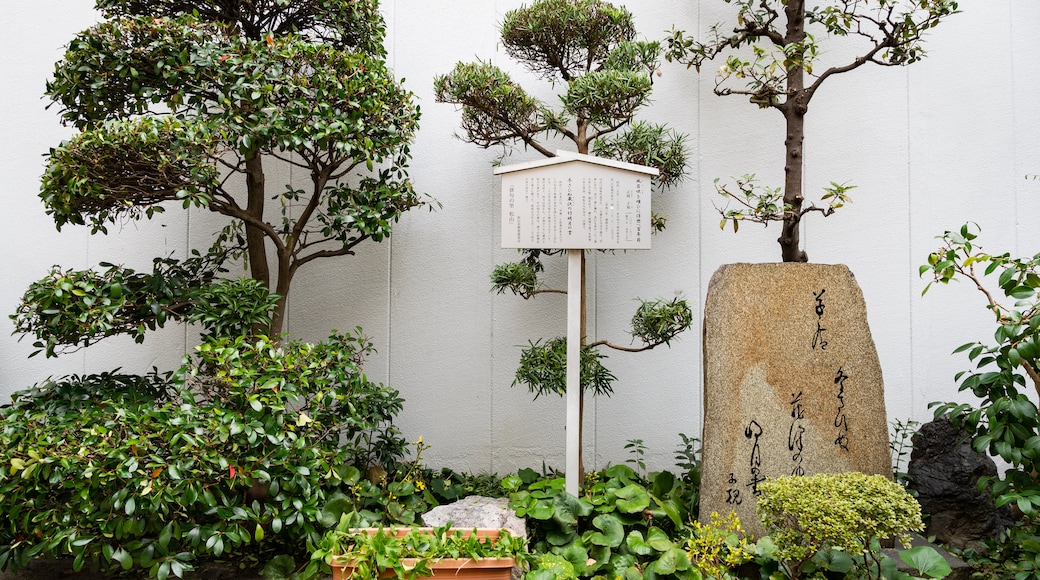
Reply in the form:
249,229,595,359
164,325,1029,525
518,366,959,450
312,518,526,580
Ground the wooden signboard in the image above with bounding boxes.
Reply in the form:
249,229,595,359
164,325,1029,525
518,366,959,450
493,151,658,496
494,151,656,250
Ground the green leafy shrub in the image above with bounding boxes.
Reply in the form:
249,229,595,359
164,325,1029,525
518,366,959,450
921,224,1040,578
528,552,579,580
757,473,934,580
686,511,756,579
890,419,921,490
924,225,1040,511
317,436,441,531
0,331,404,578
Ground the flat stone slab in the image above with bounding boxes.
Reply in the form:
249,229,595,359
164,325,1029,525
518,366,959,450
700,263,891,537
422,495,526,539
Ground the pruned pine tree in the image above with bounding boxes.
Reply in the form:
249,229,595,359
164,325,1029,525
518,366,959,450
435,0,692,477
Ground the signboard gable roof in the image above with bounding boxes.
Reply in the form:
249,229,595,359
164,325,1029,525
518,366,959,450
492,150,659,177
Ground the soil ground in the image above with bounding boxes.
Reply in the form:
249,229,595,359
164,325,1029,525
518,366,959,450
0,561,292,579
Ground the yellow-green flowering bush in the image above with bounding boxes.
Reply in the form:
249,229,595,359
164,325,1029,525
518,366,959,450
687,511,755,579
757,472,923,578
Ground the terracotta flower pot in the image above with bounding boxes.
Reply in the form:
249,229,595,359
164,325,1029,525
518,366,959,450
331,556,516,580
329,528,516,580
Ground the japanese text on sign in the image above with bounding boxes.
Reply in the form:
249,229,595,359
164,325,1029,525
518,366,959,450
500,165,651,250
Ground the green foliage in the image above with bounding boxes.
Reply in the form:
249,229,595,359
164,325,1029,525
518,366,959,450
890,419,921,489
624,439,648,477
317,437,438,530
513,337,617,399
529,552,579,580
594,121,689,189
310,522,527,580
712,174,784,233
12,249,235,357
435,0,687,177
21,0,425,347
500,0,635,80
631,297,694,347
757,473,927,579
921,224,1040,577
491,261,540,299
95,0,388,56
961,524,1040,580
713,175,855,232
42,116,223,232
899,545,954,579
673,433,702,494
922,225,1040,514
421,469,506,503
433,60,544,151
504,464,699,578
0,332,405,578
191,278,282,341
686,511,756,579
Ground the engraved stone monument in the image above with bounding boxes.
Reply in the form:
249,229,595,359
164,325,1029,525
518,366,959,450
700,263,891,537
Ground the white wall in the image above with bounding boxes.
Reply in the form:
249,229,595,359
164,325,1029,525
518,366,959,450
2,1,1036,475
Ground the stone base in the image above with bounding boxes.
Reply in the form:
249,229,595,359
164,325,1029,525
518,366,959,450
883,533,972,580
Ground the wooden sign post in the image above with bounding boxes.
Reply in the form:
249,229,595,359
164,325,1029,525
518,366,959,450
494,151,657,495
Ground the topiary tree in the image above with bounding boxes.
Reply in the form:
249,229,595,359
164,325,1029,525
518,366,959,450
666,0,958,262
12,0,425,357
757,473,941,580
433,0,692,477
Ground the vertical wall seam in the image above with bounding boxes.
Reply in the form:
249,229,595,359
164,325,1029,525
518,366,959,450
184,203,191,356
285,153,293,333
696,0,705,440
1009,0,1019,254
905,65,915,415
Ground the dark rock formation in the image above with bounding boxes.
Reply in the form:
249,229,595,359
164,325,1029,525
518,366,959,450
908,415,1011,550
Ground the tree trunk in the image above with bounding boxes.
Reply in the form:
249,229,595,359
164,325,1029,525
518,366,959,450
269,253,293,338
780,0,809,263
779,105,807,263
244,153,277,332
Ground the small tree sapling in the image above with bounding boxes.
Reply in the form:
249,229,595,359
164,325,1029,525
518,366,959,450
666,0,957,262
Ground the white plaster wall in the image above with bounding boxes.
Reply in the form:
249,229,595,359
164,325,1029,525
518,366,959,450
1,1,1036,474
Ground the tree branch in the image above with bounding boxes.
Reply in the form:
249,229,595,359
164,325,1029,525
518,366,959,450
587,338,659,353
291,233,370,272
805,40,891,99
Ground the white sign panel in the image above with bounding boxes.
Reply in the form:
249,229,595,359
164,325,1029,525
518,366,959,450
496,156,654,250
